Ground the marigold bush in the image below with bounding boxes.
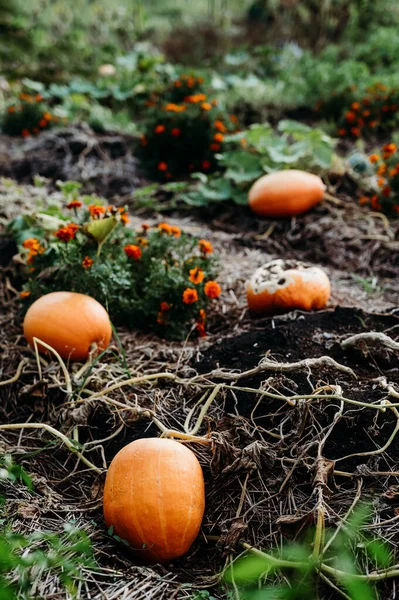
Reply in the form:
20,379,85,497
2,93,60,137
137,74,239,179
358,143,399,216
10,186,221,340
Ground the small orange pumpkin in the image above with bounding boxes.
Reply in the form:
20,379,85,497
248,170,325,217
103,438,205,564
23,291,112,361
247,259,331,314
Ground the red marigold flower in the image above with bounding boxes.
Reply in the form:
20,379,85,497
124,244,142,260
39,119,47,128
142,223,150,231
54,223,79,242
345,111,356,123
370,195,381,211
204,281,221,298
82,256,94,270
182,288,198,304
210,143,220,151
213,133,224,143
88,204,106,218
202,160,211,170
157,311,167,325
155,124,166,133
199,239,213,254
171,128,181,137
20,290,31,299
350,127,361,137
141,134,148,146
338,129,347,136
383,143,397,158
66,200,82,210
158,162,168,171
189,267,205,284
196,322,206,337
21,129,30,138
382,186,391,197
160,301,171,311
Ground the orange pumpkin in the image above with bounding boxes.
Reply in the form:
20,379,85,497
103,438,205,564
248,170,325,217
247,259,331,314
23,291,112,361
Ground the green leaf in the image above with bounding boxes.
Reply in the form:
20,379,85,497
224,554,275,585
278,120,312,134
365,538,392,569
83,216,118,244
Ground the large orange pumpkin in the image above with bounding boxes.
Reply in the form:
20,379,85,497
247,259,331,314
23,291,112,361
103,438,205,564
248,170,325,217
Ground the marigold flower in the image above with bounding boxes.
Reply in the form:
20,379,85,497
345,111,356,123
198,309,206,324
43,112,52,121
370,195,381,210
7,106,15,113
189,267,205,284
82,256,94,270
382,105,390,112
182,288,198,304
66,200,82,210
158,222,172,234
157,311,167,325
136,236,148,247
20,291,31,299
214,120,226,132
171,128,181,137
199,239,213,254
54,223,79,242
170,225,181,237
89,204,106,218
363,110,371,118
391,105,398,112
383,143,397,158
39,119,47,128
141,135,148,146
357,118,364,127
377,177,386,187
174,80,182,88
120,212,130,225
338,129,347,136
213,133,224,143
124,244,142,260
230,115,238,122
382,186,391,197
184,93,207,103
351,102,360,111
358,196,369,205
377,164,387,176
196,322,206,337
164,103,186,112
155,124,166,134
389,165,399,177
393,204,399,214
201,102,211,110
33,128,39,134
142,223,150,231
204,281,221,298
350,127,361,137
160,301,171,311
369,154,380,163
21,129,30,138
202,160,211,170
158,162,168,171
36,94,43,102
22,238,41,250
210,143,220,151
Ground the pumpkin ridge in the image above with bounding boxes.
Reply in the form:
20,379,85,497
157,444,170,558
178,457,195,556
128,449,148,554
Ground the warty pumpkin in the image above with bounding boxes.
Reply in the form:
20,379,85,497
23,291,112,361
248,169,325,217
247,259,331,314
103,437,205,564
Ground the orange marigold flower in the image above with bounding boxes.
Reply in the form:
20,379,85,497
43,112,52,121
164,103,186,112
20,291,31,299
358,196,369,205
88,204,106,218
377,177,385,187
174,80,182,88
142,223,150,231
22,238,41,250
363,110,371,117
202,160,211,170
36,94,43,102
350,127,361,137
170,225,181,237
184,93,206,103
214,120,226,132
201,102,211,110
210,143,220,151
204,280,221,298
240,138,248,148
158,222,172,234
338,129,347,136
157,311,167,325
124,244,142,260
7,106,15,113
66,200,82,209
39,119,47,128
171,128,181,137
198,308,206,324
54,223,79,242
383,143,397,158
160,301,171,311
199,239,213,254
393,204,399,214
197,77,204,84
196,322,207,337
182,288,198,304
377,164,387,176
82,256,94,270
370,195,381,210
189,267,205,284
211,99,218,106
370,120,378,128
213,133,224,143
158,162,168,171
21,129,30,138
345,111,356,123
351,102,360,111
369,154,380,163
230,114,238,122
155,124,166,134
120,212,130,225
136,236,148,247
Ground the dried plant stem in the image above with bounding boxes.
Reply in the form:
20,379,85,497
341,331,399,351
323,479,363,552
0,359,27,386
0,423,102,473
33,337,72,394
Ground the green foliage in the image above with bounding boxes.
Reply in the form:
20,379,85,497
0,455,32,491
225,505,394,600
9,183,221,340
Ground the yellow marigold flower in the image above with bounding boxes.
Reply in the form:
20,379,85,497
136,236,148,247
199,239,213,254
189,267,205,284
82,256,94,270
182,288,198,304
204,281,221,298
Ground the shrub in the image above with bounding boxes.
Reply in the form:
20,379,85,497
2,93,59,137
357,143,399,215
10,182,221,340
137,74,239,180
